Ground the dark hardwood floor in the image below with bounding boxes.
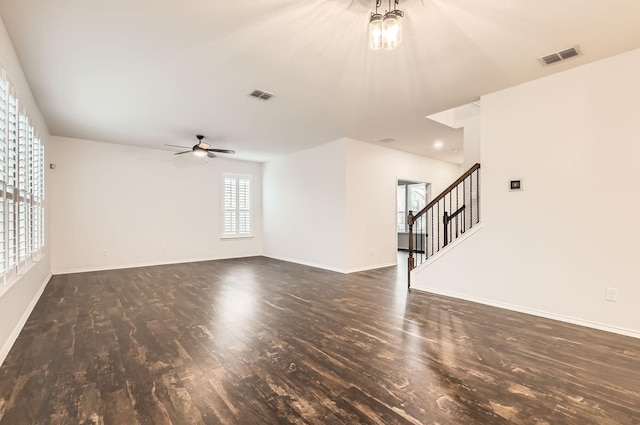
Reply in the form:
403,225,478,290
0,256,639,424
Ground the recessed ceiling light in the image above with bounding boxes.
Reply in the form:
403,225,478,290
433,140,444,149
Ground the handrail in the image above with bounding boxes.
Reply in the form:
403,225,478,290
407,163,481,288
413,163,480,220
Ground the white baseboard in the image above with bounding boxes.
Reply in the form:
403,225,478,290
0,273,52,367
264,255,396,275
264,255,348,274
264,255,396,274
52,254,262,275
411,286,640,340
345,262,397,274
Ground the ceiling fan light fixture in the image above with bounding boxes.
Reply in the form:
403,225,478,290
165,135,235,159
193,146,208,157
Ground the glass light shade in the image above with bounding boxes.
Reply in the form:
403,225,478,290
382,11,402,50
369,13,383,50
193,147,208,157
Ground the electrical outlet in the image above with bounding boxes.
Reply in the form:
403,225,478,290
605,287,618,302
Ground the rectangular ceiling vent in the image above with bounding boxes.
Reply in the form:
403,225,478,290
378,137,396,143
538,45,581,66
249,89,274,100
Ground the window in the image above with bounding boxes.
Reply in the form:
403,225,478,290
223,173,251,237
397,181,428,233
0,68,44,292
397,185,406,232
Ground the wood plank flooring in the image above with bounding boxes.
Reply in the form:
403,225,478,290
0,256,639,424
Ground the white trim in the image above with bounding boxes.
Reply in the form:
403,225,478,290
265,255,398,275
220,235,254,240
0,272,52,367
52,254,262,275
264,255,349,274
412,222,484,274
59,255,398,277
411,286,640,340
345,262,397,274
0,254,46,298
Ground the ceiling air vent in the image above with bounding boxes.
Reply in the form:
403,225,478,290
378,137,396,143
538,45,581,66
249,89,274,100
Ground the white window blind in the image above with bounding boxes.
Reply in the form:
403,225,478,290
6,87,18,276
18,113,27,263
223,173,251,237
0,67,45,292
0,75,6,275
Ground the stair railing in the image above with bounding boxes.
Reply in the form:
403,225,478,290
407,163,480,287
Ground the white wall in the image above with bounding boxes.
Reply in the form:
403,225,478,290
462,113,481,171
345,139,461,272
427,102,480,171
263,139,347,271
51,136,263,273
263,137,461,273
412,48,640,337
0,17,52,365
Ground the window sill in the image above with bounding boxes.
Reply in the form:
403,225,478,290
221,235,254,240
0,253,45,299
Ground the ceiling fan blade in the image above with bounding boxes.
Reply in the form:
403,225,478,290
207,152,218,159
207,148,235,154
173,151,192,155
165,144,192,149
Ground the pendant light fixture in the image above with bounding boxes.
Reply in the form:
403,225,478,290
369,0,404,50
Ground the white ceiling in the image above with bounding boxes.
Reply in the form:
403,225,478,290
1,0,640,164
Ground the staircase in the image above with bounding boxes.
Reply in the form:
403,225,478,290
407,163,481,287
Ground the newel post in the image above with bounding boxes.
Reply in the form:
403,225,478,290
407,210,415,288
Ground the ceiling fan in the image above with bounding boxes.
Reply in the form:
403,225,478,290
165,135,235,158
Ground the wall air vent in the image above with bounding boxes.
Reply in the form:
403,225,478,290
249,89,274,100
538,45,581,66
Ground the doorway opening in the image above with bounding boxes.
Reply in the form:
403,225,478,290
397,180,430,259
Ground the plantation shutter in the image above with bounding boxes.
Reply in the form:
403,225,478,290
6,87,17,273
223,173,251,237
32,137,44,252
17,113,27,262
0,66,45,292
0,74,6,276
238,176,251,235
223,175,237,235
